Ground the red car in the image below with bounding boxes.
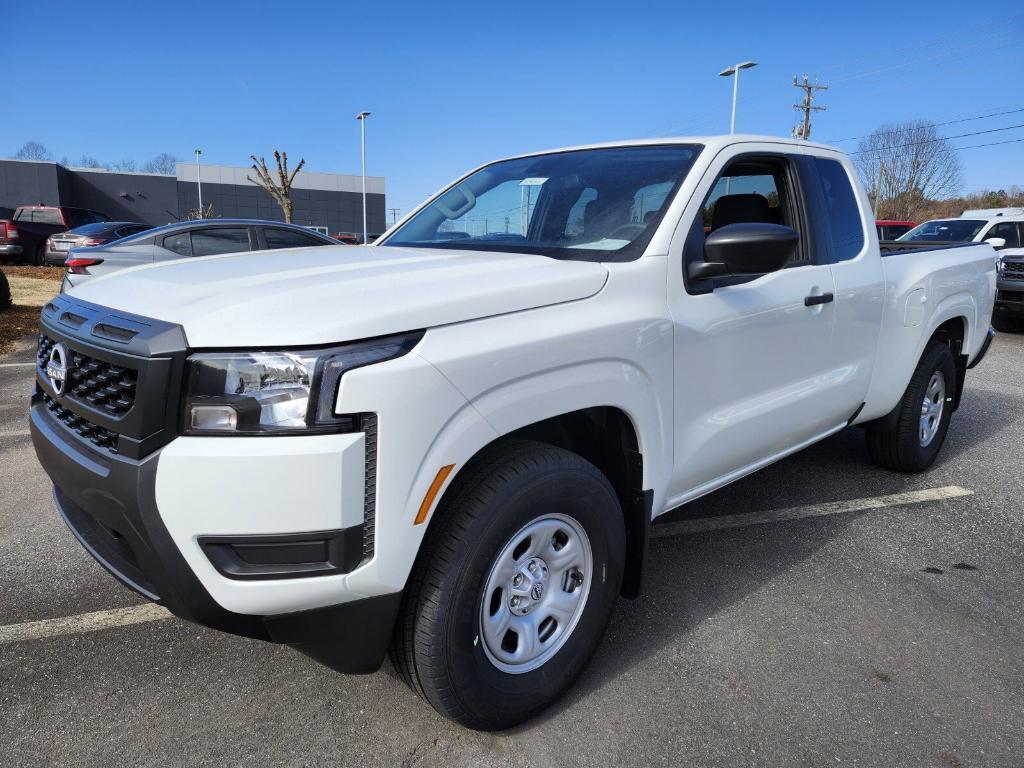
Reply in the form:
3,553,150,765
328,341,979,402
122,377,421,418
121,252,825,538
876,220,916,241
0,205,110,265
332,232,360,245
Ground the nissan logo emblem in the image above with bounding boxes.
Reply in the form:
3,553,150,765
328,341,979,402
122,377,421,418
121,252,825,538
46,342,71,397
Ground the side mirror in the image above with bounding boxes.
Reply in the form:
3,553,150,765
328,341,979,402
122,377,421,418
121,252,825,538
985,237,1007,250
690,222,799,282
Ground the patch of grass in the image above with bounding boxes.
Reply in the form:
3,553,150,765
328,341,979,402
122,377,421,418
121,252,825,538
0,305,42,355
0,267,59,355
7,275,61,307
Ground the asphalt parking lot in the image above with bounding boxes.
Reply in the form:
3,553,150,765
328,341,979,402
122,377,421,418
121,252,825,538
1,332,1022,768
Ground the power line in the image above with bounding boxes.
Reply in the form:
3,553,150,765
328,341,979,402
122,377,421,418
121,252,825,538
848,123,1024,155
827,35,1018,85
792,75,828,140
827,107,1024,144
815,14,1024,79
946,137,1024,152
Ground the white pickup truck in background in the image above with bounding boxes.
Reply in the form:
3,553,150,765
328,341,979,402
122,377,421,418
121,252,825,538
30,135,996,730
895,208,1023,330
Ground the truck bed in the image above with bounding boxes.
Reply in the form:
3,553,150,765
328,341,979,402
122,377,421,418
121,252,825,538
878,240,978,256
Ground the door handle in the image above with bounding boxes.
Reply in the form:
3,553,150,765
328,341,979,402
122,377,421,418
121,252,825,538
804,292,834,307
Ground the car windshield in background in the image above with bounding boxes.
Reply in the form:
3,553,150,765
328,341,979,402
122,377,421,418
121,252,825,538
69,222,119,235
383,145,701,261
898,219,986,242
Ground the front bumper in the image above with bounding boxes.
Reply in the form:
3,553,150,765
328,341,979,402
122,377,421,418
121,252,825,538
994,280,1024,317
44,248,69,266
28,296,403,673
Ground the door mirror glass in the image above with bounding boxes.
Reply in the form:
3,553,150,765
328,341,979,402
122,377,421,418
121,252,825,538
985,237,1007,250
702,222,799,276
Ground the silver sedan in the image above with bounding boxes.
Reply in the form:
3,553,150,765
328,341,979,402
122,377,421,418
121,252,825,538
62,219,342,290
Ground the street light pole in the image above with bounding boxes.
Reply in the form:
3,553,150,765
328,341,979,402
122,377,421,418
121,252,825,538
194,148,203,218
718,60,757,134
356,111,371,244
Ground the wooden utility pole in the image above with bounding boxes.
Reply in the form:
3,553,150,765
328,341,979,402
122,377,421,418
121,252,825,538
792,75,828,140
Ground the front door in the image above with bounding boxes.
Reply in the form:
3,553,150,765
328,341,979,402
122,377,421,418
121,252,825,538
666,148,853,506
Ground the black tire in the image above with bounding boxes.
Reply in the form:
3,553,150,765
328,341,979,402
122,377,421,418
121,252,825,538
33,243,45,267
390,439,625,730
866,340,957,473
992,315,1020,334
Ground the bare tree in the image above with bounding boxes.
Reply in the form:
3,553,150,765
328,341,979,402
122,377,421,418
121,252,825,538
247,150,305,223
143,153,178,174
186,202,217,220
854,120,963,220
76,155,108,169
110,159,137,172
13,141,51,161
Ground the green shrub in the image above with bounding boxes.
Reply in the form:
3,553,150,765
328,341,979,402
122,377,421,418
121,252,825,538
0,268,11,310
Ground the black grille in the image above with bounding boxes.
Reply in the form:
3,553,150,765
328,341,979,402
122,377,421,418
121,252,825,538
37,333,138,416
1004,262,1024,280
36,333,55,366
42,391,120,453
361,414,378,563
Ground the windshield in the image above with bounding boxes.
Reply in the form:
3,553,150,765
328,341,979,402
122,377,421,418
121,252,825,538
897,219,986,242
382,145,701,261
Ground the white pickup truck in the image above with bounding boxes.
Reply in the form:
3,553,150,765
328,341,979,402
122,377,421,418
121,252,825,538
30,135,996,730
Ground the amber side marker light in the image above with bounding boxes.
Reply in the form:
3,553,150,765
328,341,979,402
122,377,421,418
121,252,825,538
415,464,455,525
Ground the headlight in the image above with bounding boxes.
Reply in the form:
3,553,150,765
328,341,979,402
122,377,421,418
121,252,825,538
182,332,423,435
996,258,1005,276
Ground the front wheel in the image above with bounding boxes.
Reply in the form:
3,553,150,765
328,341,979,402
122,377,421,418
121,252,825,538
866,340,957,473
390,440,625,730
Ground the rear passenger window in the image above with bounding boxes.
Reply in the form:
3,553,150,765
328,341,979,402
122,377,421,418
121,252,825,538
815,158,864,261
191,228,251,257
263,228,326,249
163,232,192,256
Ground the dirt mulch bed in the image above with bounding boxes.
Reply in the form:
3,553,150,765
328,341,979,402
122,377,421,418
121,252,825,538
0,305,42,355
2,265,66,280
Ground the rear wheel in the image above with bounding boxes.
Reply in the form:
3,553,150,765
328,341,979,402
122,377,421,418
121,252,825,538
33,243,45,267
866,340,957,473
390,440,625,730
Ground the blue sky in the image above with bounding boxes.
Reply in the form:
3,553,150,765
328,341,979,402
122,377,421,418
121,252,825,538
3,0,1021,219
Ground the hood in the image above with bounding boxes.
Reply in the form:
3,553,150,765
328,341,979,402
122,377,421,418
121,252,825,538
67,245,609,347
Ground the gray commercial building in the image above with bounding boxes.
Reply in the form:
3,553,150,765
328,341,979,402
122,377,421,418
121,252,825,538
0,159,386,238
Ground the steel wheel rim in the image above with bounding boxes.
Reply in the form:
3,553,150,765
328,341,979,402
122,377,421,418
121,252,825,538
919,370,946,447
478,513,593,674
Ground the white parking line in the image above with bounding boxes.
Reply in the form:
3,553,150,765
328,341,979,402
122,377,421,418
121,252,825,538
0,604,171,645
0,362,35,368
652,485,974,538
0,430,31,439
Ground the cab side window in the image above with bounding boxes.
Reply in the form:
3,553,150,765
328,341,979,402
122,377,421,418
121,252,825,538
692,155,807,266
814,158,865,261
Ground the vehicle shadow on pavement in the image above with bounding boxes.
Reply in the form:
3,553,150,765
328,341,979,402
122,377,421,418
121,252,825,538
511,387,1018,733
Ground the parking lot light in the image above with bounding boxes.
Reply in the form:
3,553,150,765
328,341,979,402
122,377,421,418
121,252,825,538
356,111,371,244
719,60,757,134
195,148,203,218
